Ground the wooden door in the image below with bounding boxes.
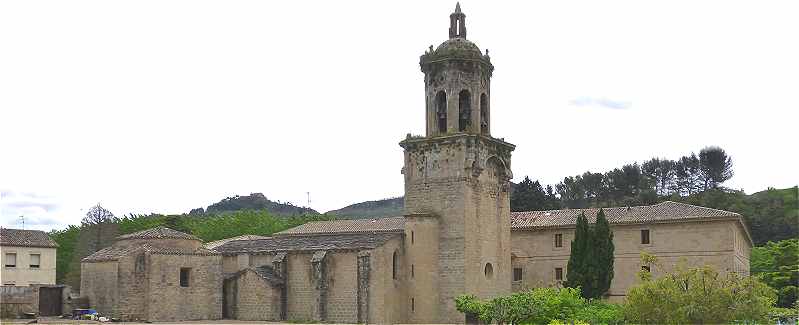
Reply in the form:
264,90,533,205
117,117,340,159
38,287,63,316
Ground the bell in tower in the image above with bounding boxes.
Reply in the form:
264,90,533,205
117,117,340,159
420,2,493,137
401,3,514,323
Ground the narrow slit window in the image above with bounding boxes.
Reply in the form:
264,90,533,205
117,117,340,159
555,234,563,248
641,265,651,273
641,229,650,244
180,268,190,287
392,251,398,280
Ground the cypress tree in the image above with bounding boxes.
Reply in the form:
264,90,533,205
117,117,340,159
592,208,615,298
566,211,592,297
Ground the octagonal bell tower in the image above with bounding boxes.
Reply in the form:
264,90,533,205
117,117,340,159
400,3,514,323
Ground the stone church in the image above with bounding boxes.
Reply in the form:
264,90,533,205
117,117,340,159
80,4,752,324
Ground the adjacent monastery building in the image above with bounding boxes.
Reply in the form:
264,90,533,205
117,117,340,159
79,4,752,323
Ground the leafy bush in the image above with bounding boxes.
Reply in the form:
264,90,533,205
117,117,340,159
455,287,623,324
624,254,777,324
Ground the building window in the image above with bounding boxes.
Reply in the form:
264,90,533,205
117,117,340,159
411,231,414,245
411,297,415,312
554,234,563,248
435,91,447,133
484,263,493,279
29,254,40,268
641,229,650,244
180,268,190,287
411,264,414,278
392,251,399,280
480,93,488,134
555,267,563,281
458,89,471,131
641,265,651,273
4,253,16,268
513,267,523,281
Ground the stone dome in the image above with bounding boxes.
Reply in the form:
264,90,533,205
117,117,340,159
431,38,484,60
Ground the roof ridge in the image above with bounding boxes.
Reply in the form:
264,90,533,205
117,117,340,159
658,200,740,215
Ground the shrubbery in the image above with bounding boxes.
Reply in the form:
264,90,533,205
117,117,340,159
624,253,776,324
457,254,783,324
455,287,623,324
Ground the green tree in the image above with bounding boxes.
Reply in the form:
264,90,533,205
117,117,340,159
592,209,614,297
625,253,776,324
751,239,799,308
49,225,80,284
699,146,734,190
566,212,593,298
512,176,560,212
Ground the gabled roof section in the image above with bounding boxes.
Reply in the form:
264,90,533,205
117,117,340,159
275,217,405,236
511,201,739,229
82,243,219,263
116,226,200,241
204,235,270,250
0,228,58,248
511,201,752,244
214,232,400,255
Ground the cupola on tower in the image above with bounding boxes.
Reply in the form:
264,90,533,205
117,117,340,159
421,2,493,136
400,3,514,323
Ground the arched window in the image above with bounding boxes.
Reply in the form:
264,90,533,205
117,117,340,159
392,250,399,280
435,91,447,133
480,93,488,134
484,263,493,279
459,90,471,132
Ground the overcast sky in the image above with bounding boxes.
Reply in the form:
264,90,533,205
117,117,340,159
1,1,797,232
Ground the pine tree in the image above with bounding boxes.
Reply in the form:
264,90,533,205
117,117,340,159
566,212,592,297
592,208,615,298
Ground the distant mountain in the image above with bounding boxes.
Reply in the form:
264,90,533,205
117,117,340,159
325,197,404,219
191,193,318,216
326,183,520,219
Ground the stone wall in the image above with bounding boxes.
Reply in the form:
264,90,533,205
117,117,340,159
114,253,147,320
145,253,222,321
80,261,119,316
368,236,407,324
510,219,750,300
325,251,358,323
404,215,440,323
233,269,280,321
285,252,315,321
0,285,36,318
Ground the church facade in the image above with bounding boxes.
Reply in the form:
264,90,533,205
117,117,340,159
79,4,752,324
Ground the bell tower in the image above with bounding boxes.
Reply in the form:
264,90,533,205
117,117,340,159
400,3,514,323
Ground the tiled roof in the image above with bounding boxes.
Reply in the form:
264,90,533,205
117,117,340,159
214,232,400,255
511,201,741,229
116,226,201,241
275,217,405,236
82,243,218,263
0,228,58,248
204,235,270,250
